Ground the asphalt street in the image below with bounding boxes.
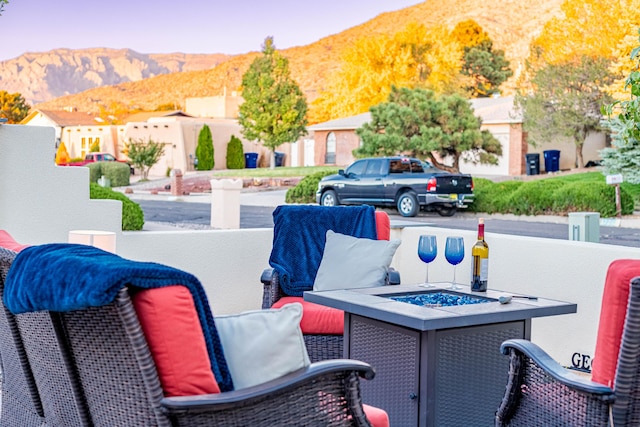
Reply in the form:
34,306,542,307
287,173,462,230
132,191,640,248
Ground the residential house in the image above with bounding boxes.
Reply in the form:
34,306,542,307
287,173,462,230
306,96,607,176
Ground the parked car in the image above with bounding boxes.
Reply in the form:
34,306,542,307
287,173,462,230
60,152,134,174
315,157,474,217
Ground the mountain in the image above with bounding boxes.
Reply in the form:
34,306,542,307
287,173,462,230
0,48,233,105
9,0,564,113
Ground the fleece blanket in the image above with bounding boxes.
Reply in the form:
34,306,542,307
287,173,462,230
269,205,377,296
4,243,233,392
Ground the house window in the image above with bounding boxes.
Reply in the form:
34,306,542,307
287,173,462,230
325,132,336,164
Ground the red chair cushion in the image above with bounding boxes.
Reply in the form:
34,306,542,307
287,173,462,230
375,211,390,241
591,259,640,387
132,285,221,396
363,404,390,427
0,230,29,252
272,297,344,335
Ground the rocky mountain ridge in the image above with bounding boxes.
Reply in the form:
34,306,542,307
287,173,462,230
0,48,232,105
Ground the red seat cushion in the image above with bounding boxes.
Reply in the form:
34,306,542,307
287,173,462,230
0,230,29,252
375,211,390,241
363,404,390,427
272,297,344,335
591,259,640,387
132,285,221,396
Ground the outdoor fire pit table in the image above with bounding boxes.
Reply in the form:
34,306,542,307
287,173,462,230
304,284,577,427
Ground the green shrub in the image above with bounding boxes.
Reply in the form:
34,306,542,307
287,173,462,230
285,170,338,204
226,135,245,169
506,180,566,215
89,183,144,230
87,162,131,187
467,179,524,214
552,182,634,217
196,124,214,170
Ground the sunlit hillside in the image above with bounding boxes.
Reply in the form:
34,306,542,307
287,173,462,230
36,0,565,115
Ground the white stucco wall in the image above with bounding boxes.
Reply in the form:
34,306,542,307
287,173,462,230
2,123,640,373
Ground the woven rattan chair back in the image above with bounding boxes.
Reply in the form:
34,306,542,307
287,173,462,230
0,247,45,426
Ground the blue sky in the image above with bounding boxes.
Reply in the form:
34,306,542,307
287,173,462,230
0,0,422,61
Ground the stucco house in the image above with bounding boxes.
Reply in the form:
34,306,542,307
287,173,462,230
306,96,607,176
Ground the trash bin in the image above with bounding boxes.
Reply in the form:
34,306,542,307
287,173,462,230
275,151,285,167
525,153,540,176
244,152,258,169
543,150,561,173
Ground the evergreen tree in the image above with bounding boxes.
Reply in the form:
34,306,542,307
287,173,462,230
355,86,501,173
226,135,245,169
196,124,214,170
601,29,640,183
516,55,614,168
239,37,307,168
0,91,30,123
461,39,513,97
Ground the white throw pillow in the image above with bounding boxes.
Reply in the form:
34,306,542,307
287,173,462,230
313,230,401,291
215,303,310,389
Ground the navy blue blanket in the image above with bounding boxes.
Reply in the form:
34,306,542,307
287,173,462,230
269,205,377,296
4,243,233,392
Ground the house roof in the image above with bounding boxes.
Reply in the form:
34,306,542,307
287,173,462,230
21,109,101,126
307,96,521,131
123,110,194,123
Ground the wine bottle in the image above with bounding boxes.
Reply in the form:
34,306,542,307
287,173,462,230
471,218,489,292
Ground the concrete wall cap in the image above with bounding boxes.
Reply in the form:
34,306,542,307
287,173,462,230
210,178,243,190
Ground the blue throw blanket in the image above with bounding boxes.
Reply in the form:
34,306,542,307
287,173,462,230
269,205,377,296
4,243,234,392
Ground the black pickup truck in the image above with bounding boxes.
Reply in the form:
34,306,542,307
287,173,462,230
315,157,474,217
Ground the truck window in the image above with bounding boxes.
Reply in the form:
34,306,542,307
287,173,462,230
346,160,367,176
364,159,384,176
389,159,411,174
410,160,424,173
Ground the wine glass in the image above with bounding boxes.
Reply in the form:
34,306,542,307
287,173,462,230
445,236,465,290
417,235,437,287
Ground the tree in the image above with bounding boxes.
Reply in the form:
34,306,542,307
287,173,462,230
196,124,214,170
0,91,30,123
355,86,502,173
0,0,8,15
601,29,640,183
516,55,614,168
123,138,166,181
226,135,245,169
89,140,100,152
451,20,513,97
55,142,70,165
311,23,463,123
239,37,308,169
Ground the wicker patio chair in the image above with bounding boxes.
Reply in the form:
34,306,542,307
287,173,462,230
0,247,46,426
262,205,400,362
495,272,640,426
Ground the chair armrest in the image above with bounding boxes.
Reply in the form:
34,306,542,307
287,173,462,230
387,268,401,285
260,267,282,309
161,359,376,426
496,339,614,426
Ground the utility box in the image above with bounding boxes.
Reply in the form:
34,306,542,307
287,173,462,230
568,212,600,243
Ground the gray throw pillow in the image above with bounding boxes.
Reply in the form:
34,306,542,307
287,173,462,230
313,230,401,291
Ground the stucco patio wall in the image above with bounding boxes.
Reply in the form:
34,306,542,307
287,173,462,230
3,124,640,371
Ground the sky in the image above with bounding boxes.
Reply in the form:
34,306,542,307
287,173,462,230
0,0,423,62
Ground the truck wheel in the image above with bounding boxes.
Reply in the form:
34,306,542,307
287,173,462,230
397,192,418,217
320,190,339,207
436,205,457,217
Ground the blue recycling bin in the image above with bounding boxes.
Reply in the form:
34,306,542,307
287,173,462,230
275,151,285,167
244,152,258,169
543,150,561,173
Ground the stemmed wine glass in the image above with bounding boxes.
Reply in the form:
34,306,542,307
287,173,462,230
417,235,437,287
445,236,465,290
